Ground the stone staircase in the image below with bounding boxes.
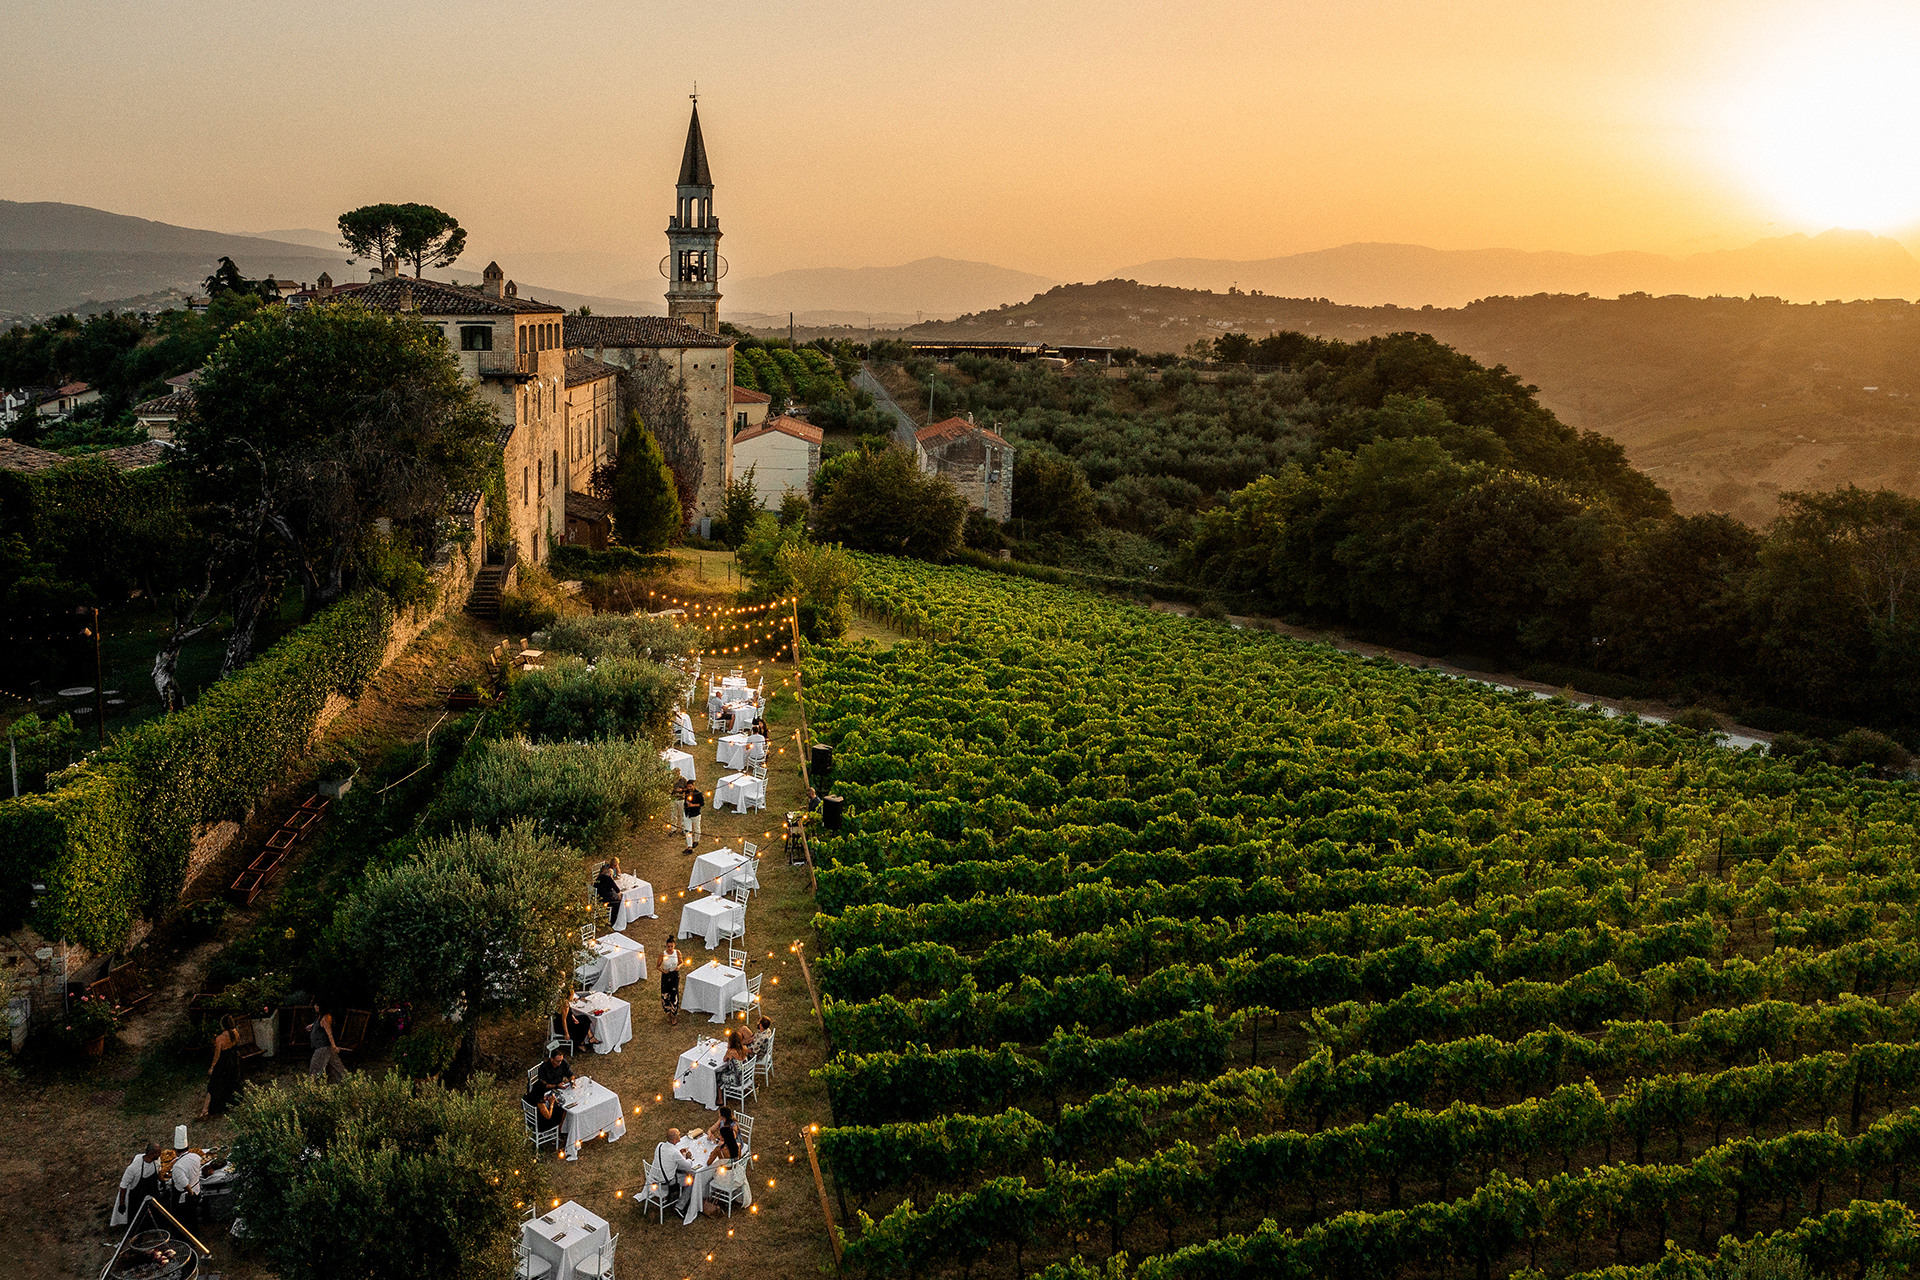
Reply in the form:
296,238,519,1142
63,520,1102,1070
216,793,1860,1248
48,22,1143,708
465,565,504,621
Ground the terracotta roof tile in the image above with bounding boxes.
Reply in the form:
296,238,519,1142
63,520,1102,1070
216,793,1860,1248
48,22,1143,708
565,353,619,387
329,276,563,316
133,389,195,415
565,314,731,350
731,386,771,404
734,414,822,447
0,439,171,473
0,440,65,472
916,416,1010,448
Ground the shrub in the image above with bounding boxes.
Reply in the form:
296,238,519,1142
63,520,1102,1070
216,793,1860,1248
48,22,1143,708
52,990,120,1049
230,1073,543,1280
1196,600,1230,622
544,614,703,664
813,449,968,561
510,655,682,743
498,588,559,635
423,737,667,854
392,1019,462,1080
3,712,81,791
1669,706,1723,735
1768,731,1822,761
1830,727,1911,773
546,543,677,579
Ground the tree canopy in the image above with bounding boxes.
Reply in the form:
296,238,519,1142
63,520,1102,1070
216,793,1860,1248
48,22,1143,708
337,203,466,276
608,413,681,551
812,447,968,562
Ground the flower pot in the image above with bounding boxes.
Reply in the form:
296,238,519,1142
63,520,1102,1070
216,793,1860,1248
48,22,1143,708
82,1034,107,1058
251,1011,279,1059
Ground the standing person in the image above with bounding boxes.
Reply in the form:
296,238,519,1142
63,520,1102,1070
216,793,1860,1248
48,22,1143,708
308,1009,346,1083
671,776,689,834
111,1142,162,1227
169,1141,204,1228
683,783,704,851
660,935,683,1025
197,1017,243,1119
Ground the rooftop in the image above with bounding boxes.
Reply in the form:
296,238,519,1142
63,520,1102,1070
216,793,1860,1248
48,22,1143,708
565,353,620,387
133,389,196,415
564,314,732,350
731,386,772,404
0,438,171,473
317,275,563,317
734,414,823,447
916,415,1010,449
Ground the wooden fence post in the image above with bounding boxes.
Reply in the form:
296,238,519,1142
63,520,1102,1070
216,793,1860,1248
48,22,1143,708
805,1125,844,1269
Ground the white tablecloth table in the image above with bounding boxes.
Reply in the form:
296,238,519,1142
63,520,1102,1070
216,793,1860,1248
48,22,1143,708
714,772,766,814
678,896,745,950
728,703,761,732
660,748,697,781
674,1036,729,1108
680,961,747,1024
673,711,698,746
578,933,647,994
671,1131,753,1225
608,873,655,930
568,992,632,1054
715,733,761,770
555,1077,627,1161
688,849,759,897
715,681,756,705
524,1201,610,1272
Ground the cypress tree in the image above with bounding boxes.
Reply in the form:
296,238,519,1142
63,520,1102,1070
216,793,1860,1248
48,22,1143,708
610,411,682,551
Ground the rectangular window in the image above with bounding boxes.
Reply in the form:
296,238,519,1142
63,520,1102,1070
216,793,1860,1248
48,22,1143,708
736,411,747,430
538,461,544,496
460,325,493,351
518,327,527,354
523,466,529,503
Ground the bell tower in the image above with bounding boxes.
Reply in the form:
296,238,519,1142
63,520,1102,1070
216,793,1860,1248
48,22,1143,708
665,96,723,333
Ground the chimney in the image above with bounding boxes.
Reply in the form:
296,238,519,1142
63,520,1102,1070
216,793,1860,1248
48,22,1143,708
316,272,333,298
381,253,399,280
483,261,505,298
506,280,518,298
368,264,384,283
398,280,413,312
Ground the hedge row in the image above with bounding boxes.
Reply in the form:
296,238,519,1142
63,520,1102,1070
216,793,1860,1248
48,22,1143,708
0,592,393,952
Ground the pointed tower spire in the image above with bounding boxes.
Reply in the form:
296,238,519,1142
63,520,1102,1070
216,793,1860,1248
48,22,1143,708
665,96,722,333
678,102,712,188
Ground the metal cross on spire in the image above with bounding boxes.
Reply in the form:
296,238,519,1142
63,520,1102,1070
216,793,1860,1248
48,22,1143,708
691,82,698,106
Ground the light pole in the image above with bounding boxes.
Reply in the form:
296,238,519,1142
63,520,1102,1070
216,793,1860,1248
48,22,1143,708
75,604,104,747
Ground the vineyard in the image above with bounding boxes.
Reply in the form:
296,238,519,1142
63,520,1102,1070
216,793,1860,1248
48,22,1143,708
803,555,1920,1279
735,344,848,407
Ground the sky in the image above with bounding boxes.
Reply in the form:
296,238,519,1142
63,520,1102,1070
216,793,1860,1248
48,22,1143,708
6,0,1920,281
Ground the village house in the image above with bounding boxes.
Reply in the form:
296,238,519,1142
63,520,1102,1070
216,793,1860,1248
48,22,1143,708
732,413,821,509
35,381,99,421
915,414,1014,521
732,385,771,431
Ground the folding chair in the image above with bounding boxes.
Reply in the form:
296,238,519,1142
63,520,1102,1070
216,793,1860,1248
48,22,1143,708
573,1232,618,1279
515,1238,553,1280
709,1160,750,1217
721,1059,756,1107
733,1111,755,1154
729,972,764,1021
752,1027,776,1087
523,1101,560,1155
637,1159,675,1223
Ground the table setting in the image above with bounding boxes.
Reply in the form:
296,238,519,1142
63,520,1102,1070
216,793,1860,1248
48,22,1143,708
678,894,745,950
679,959,747,1024
554,1075,627,1161
577,933,647,994
672,710,698,746
688,848,758,897
524,1200,610,1272
714,771,767,814
568,991,633,1053
715,732,762,770
715,680,756,705
673,1035,730,1108
667,1129,753,1225
728,703,761,732
607,872,655,930
660,746,697,781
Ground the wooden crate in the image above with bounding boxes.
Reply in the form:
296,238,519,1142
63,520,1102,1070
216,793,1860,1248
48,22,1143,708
227,870,265,906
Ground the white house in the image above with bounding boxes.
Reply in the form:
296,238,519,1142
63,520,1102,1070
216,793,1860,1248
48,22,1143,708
732,414,822,509
36,382,100,421
732,385,771,432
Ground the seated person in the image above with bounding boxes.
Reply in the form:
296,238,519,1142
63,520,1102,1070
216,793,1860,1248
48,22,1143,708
523,1080,563,1136
706,693,725,726
559,998,598,1050
710,1105,743,1161
746,739,768,768
653,1128,703,1215
535,1046,577,1091
752,716,769,738
745,1015,774,1057
594,860,622,913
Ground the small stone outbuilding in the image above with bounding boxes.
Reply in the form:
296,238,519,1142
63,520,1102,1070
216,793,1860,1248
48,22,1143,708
914,415,1013,522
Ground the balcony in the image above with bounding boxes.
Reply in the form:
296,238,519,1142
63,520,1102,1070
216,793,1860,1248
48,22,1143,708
477,350,538,382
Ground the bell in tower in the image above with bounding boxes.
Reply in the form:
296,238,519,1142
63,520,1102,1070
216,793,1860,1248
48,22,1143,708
664,96,724,333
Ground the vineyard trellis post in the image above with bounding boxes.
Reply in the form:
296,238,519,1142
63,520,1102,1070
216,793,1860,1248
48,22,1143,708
804,1124,844,1270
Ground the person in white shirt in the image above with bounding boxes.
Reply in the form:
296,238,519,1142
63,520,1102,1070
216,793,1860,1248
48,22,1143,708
746,738,768,769
169,1145,204,1226
706,692,724,728
652,1128,703,1217
112,1142,162,1226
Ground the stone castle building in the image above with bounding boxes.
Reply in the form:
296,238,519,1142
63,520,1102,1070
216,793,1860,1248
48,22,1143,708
308,102,736,558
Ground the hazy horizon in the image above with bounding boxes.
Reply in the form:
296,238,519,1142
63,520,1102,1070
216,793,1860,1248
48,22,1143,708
9,0,1920,285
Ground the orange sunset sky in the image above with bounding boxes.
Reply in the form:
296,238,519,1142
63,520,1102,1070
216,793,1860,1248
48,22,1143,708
6,0,1920,280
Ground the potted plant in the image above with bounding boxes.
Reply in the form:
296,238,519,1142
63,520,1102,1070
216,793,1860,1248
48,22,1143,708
60,992,120,1057
317,754,359,799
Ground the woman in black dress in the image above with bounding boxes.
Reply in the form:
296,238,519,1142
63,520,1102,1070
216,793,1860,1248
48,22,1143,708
198,1017,243,1118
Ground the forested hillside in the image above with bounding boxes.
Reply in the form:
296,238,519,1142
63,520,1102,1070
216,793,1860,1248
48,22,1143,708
889,338,1918,740
809,558,1920,1279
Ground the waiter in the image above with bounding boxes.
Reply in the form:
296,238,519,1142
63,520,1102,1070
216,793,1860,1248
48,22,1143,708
683,783,704,851
111,1142,162,1227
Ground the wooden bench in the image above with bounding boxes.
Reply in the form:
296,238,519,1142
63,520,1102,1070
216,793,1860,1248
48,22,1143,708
107,964,151,1014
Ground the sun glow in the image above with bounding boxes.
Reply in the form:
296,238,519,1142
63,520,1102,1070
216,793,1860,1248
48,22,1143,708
1717,13,1920,230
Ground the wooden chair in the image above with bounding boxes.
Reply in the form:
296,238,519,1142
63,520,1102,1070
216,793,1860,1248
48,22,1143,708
280,1005,316,1046
231,1017,264,1060
335,1008,371,1053
106,964,151,1015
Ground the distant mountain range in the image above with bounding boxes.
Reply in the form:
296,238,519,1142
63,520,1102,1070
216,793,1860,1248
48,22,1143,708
710,257,1059,324
1115,230,1920,308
